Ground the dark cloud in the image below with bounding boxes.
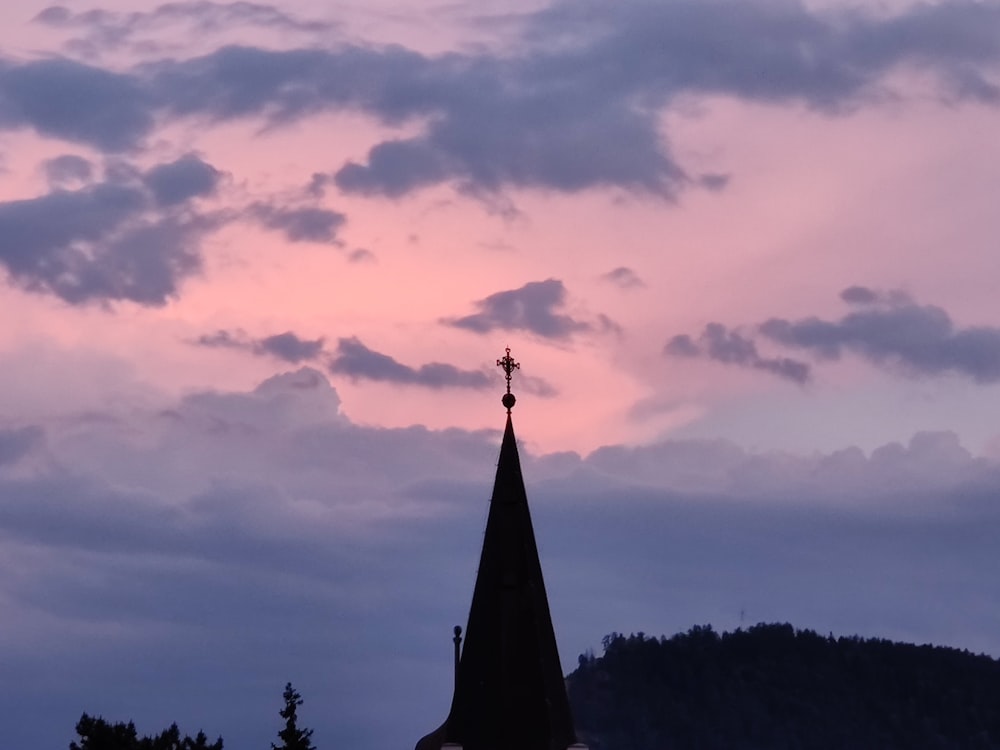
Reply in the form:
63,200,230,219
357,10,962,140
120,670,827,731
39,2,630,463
255,332,325,363
0,57,153,151
329,337,492,389
193,329,325,363
669,287,1000,385
34,2,334,57
195,329,244,349
334,139,452,197
331,76,685,196
90,215,208,304
839,284,912,307
0,155,224,305
348,248,375,263
0,182,148,303
760,290,1000,383
445,279,595,340
6,1,1000,197
35,1,330,33
248,203,346,243
698,173,730,191
146,44,423,123
840,285,880,305
330,0,1000,197
521,0,1000,106
42,154,94,186
666,323,811,384
143,153,220,206
665,333,699,357
306,171,331,198
601,266,644,289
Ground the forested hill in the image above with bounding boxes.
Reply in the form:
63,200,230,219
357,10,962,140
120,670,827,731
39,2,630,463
565,624,1000,750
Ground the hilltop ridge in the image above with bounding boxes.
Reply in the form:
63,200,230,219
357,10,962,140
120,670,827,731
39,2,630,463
566,623,1000,750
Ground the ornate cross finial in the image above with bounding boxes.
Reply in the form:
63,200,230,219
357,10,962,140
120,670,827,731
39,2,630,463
497,347,520,412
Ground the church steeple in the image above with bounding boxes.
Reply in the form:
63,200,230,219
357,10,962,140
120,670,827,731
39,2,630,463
415,350,584,750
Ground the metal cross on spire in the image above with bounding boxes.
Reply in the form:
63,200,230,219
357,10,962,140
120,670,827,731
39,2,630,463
497,347,520,412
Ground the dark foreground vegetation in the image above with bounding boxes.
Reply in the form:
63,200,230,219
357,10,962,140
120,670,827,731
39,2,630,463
69,682,313,750
566,623,1000,750
70,626,1000,749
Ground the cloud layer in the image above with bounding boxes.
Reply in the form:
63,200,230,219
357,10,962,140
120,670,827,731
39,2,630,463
328,337,493,389
2,0,997,195
195,329,325,363
246,203,346,244
760,287,1000,383
667,323,811,384
0,0,997,308
194,331,499,391
668,287,1000,384
445,279,604,340
4,368,1000,750
0,154,221,305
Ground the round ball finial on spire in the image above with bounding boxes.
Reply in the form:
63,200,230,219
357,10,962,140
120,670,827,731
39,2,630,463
496,347,520,413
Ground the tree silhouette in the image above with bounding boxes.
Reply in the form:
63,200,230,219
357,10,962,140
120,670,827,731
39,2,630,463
271,682,316,750
69,714,222,750
70,714,140,750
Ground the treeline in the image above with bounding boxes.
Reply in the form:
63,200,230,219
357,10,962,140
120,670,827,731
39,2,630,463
566,623,1000,750
70,682,313,750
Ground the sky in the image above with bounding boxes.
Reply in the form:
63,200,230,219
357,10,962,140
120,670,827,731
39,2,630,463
1,0,1000,746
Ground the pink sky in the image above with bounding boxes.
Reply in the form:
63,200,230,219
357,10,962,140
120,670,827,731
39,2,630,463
2,1,1000,747
1,2,998,454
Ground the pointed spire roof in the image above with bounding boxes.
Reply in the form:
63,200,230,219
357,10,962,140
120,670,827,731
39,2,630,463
416,352,580,750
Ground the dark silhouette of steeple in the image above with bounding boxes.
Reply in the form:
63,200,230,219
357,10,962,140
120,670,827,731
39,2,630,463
415,350,583,750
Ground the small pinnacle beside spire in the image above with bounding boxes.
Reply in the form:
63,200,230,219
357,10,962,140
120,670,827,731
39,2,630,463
497,347,520,412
